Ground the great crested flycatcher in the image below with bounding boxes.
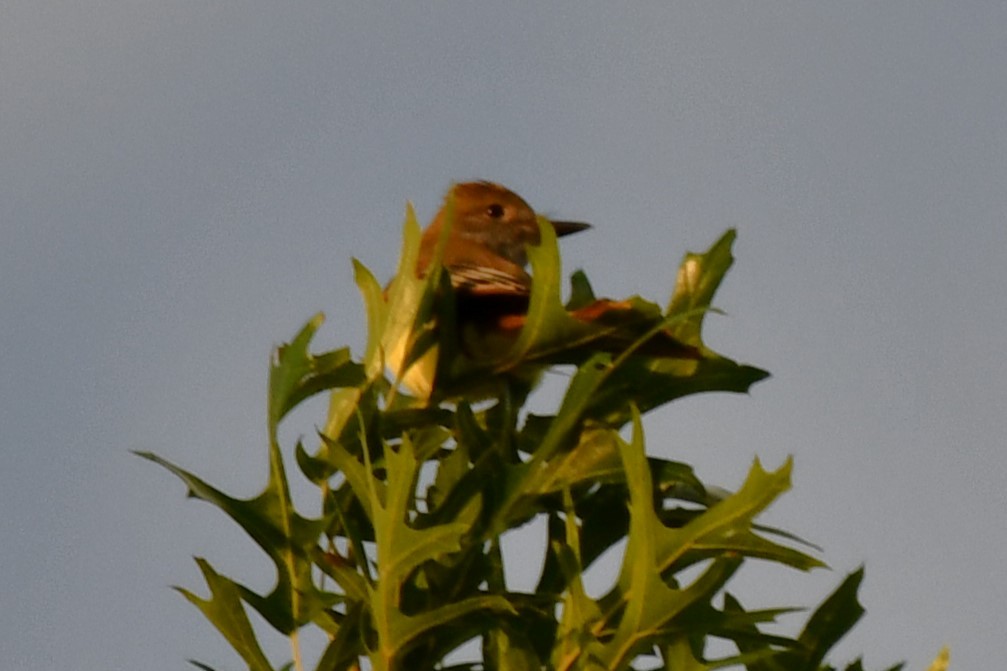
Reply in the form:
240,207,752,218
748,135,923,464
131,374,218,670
385,181,699,399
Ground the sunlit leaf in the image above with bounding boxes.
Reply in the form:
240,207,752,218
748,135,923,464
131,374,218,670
135,450,337,633
175,558,275,671
926,648,949,671
268,316,365,429
666,229,737,346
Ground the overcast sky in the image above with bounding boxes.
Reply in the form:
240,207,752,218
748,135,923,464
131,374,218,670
3,3,1005,670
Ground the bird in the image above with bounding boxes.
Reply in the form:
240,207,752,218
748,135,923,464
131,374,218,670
416,181,591,300
385,181,699,399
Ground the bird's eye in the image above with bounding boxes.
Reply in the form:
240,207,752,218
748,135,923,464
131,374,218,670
486,203,505,218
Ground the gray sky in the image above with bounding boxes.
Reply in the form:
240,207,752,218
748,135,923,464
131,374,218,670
3,3,1005,669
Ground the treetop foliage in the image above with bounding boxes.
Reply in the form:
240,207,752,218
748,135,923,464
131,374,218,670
140,203,939,670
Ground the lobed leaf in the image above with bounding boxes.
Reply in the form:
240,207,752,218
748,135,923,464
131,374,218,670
176,558,276,671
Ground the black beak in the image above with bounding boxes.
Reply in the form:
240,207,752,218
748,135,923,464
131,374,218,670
550,220,592,237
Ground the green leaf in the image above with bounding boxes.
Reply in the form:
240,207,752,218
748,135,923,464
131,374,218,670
566,269,597,310
504,216,597,364
566,410,823,669
353,258,389,375
550,492,605,670
720,592,803,671
380,202,453,401
584,407,744,669
376,436,474,582
316,430,382,525
176,558,275,671
484,624,543,671
776,568,867,671
651,457,824,574
135,450,337,633
529,352,613,464
533,425,626,494
481,352,615,537
389,596,517,662
666,229,737,346
268,316,366,429
312,602,368,671
588,353,770,425
661,637,711,671
584,229,769,422
527,427,706,504
356,434,513,666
